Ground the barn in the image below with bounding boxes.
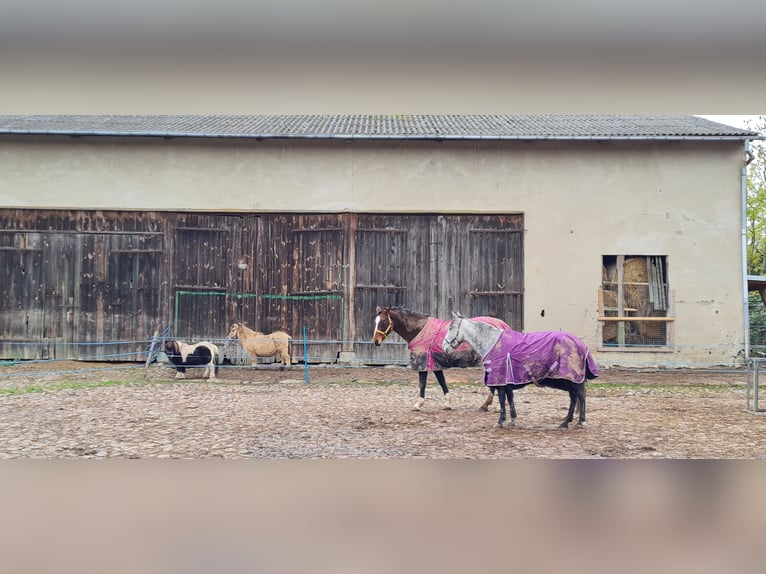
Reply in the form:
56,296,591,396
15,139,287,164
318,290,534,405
0,114,759,368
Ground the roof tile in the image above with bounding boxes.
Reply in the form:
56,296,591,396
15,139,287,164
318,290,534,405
0,114,758,140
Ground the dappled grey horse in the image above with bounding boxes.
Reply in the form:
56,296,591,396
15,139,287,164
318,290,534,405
442,313,598,428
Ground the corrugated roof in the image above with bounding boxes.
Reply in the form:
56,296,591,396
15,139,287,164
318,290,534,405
0,115,759,140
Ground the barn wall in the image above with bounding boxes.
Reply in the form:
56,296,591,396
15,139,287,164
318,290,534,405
0,136,747,366
0,210,524,364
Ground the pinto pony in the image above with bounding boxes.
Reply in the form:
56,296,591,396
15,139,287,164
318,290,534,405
442,313,598,429
227,322,292,369
164,340,220,381
372,306,510,411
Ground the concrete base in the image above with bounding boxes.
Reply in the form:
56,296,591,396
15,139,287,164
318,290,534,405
337,351,359,365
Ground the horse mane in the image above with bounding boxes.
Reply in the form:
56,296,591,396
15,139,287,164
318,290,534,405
382,306,430,319
234,323,262,336
231,322,291,340
471,319,502,334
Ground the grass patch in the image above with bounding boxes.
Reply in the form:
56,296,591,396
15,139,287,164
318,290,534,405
587,382,734,394
0,378,157,396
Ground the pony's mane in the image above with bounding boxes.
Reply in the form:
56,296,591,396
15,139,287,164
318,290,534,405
234,323,261,334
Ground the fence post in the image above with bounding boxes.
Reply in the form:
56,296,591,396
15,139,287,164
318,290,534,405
143,327,162,379
303,325,309,384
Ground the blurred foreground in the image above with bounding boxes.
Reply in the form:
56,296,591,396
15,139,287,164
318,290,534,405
1,461,763,573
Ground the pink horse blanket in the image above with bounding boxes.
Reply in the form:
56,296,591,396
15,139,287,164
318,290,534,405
408,316,509,371
482,329,598,387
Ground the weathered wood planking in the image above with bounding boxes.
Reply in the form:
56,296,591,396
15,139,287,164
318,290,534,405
0,210,524,363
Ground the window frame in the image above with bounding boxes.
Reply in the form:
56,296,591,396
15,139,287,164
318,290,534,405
598,254,675,352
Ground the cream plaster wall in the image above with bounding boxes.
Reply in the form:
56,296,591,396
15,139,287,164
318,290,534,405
0,136,747,367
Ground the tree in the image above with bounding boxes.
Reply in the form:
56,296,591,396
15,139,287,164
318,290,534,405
745,116,766,275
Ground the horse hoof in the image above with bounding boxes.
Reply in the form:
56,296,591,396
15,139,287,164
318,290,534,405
494,422,504,429
479,405,489,412
575,421,585,429
413,398,425,411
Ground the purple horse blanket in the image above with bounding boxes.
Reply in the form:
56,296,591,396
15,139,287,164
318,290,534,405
408,316,509,371
482,329,598,387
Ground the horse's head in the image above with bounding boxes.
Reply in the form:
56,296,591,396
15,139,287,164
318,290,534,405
373,306,394,346
164,339,179,356
227,323,241,340
442,312,466,352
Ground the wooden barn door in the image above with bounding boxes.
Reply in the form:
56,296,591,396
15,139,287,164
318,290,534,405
224,214,348,365
352,214,524,365
0,227,164,361
0,231,45,359
97,232,163,361
351,215,420,364
35,233,77,359
286,215,346,364
170,215,241,343
468,216,524,330
44,230,164,361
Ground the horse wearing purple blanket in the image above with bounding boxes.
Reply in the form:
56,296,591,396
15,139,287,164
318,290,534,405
442,313,598,429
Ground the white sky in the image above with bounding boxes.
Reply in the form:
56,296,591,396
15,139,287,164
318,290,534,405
697,115,762,129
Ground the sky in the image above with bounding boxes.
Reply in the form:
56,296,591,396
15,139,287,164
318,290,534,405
697,115,762,130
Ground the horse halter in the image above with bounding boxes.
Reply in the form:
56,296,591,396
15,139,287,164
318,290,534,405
374,312,394,340
444,318,463,349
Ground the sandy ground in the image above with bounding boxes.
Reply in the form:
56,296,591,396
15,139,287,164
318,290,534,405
0,360,764,459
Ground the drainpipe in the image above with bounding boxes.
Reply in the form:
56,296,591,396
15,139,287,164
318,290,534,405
743,140,752,362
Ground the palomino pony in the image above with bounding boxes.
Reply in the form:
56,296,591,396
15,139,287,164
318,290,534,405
372,306,510,411
442,313,598,429
227,322,292,369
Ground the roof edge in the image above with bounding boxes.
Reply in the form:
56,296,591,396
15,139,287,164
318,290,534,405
0,129,760,142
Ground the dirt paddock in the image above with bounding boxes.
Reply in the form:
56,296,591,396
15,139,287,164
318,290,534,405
1,360,765,458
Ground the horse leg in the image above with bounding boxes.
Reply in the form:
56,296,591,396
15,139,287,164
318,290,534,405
495,386,507,428
560,386,578,429
175,367,186,380
480,371,494,411
506,387,517,427
575,385,586,429
413,371,428,410
482,390,494,410
434,370,452,410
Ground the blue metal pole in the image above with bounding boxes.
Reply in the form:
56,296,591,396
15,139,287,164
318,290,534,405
303,325,309,384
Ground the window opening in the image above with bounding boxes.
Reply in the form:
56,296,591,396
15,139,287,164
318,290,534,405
599,255,674,349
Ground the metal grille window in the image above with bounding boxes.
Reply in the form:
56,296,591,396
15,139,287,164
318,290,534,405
599,255,674,350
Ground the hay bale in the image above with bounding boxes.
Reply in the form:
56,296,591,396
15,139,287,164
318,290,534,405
602,289,618,343
622,257,667,342
623,257,649,311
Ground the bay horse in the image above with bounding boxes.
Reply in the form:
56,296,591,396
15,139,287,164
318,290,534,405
372,306,510,411
442,313,598,429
